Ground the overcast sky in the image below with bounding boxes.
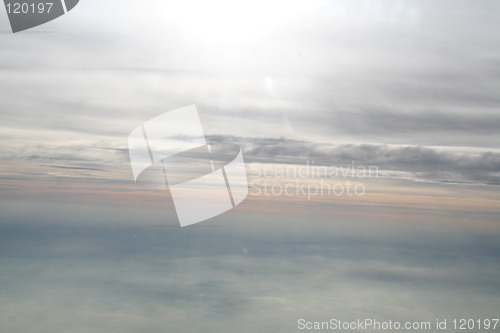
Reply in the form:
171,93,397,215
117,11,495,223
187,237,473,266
1,1,499,332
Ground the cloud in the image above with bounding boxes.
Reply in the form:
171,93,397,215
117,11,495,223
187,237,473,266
39,164,103,171
1,0,500,149
0,217,499,332
208,135,500,185
1,1,499,331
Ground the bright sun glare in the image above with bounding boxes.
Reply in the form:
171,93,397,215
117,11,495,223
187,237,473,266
165,0,324,45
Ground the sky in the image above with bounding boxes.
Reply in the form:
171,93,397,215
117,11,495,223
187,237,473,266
0,0,499,332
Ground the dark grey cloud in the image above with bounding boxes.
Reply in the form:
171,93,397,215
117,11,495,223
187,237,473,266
208,135,500,185
4,132,498,186
39,164,103,171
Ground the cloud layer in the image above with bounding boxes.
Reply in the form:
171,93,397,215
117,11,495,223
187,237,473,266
1,0,499,332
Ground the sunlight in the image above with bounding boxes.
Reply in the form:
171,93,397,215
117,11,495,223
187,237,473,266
165,0,324,45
